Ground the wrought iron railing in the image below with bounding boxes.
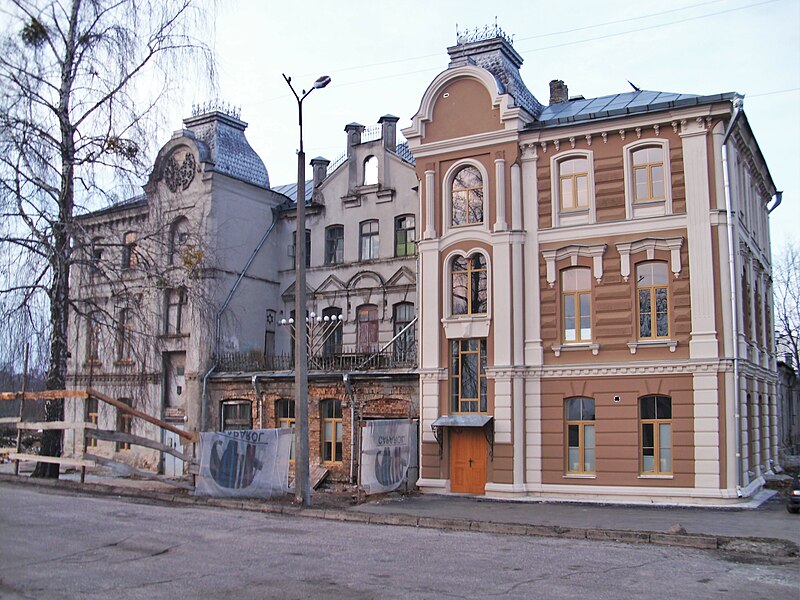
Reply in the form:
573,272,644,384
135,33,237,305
216,344,417,373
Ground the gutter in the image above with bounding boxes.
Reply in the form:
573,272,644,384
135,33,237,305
343,373,355,483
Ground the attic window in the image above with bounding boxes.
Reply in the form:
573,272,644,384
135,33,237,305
363,155,378,186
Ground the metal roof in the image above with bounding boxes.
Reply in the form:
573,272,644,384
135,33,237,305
527,90,737,130
272,180,313,204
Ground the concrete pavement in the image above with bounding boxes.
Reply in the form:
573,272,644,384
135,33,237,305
1,466,797,560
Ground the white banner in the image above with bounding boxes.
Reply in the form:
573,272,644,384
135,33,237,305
360,420,412,495
196,429,291,498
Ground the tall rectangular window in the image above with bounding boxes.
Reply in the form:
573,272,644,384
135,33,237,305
321,399,343,463
356,305,379,354
116,398,132,451
322,307,343,356
566,397,595,474
277,399,295,462
122,232,138,269
117,307,134,362
394,215,415,257
561,267,592,342
325,226,344,265
558,157,589,211
360,220,379,261
86,313,101,364
292,229,311,267
450,339,487,413
632,147,665,202
165,288,187,335
637,262,669,339
393,302,415,362
640,395,672,474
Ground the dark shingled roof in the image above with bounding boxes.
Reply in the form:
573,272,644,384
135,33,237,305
183,111,270,188
527,90,737,129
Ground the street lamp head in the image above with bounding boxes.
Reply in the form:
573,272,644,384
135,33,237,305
314,75,332,89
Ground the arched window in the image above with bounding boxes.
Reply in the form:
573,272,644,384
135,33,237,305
169,217,189,265
450,253,487,316
636,262,669,339
321,399,342,463
631,146,665,203
561,267,592,342
639,395,672,474
122,232,138,269
393,302,415,362
356,304,379,353
322,307,343,356
325,225,344,265
363,155,378,185
359,220,379,261
451,165,483,226
565,397,595,474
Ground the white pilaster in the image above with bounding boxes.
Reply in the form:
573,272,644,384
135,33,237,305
494,157,507,231
424,169,436,239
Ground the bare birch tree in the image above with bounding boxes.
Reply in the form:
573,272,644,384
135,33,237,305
774,239,800,370
0,0,214,477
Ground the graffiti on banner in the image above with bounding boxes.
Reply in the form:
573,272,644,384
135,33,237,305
360,419,411,495
196,428,291,498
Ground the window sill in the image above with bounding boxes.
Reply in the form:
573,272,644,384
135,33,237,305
442,316,491,340
83,361,102,368
160,333,190,340
627,340,677,354
638,474,673,479
563,473,596,479
552,343,599,357
114,359,135,367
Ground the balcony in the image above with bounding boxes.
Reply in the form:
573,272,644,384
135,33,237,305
216,344,417,374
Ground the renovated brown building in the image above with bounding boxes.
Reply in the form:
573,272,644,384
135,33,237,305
405,27,779,503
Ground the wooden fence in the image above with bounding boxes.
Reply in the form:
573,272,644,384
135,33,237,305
0,388,198,489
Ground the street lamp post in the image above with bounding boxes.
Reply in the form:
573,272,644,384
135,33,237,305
283,73,331,506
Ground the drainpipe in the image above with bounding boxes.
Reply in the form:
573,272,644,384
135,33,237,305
200,362,216,432
721,101,743,495
252,374,263,429
343,373,355,483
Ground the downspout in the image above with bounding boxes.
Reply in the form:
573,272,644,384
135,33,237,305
721,102,743,495
203,207,280,433
253,374,263,429
343,373,355,483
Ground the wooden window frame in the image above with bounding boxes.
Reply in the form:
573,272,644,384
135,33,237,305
356,304,379,354
394,214,416,257
631,146,666,203
122,231,138,269
557,157,590,212
450,338,487,414
324,225,344,265
117,307,135,363
561,267,592,343
636,261,670,340
639,395,672,475
220,399,253,432
565,397,595,475
450,253,488,316
86,313,102,365
321,399,343,464
450,165,484,227
359,220,379,261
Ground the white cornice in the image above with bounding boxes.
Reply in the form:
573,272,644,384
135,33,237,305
409,129,521,158
538,215,687,244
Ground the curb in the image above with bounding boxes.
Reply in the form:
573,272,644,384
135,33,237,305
2,473,797,559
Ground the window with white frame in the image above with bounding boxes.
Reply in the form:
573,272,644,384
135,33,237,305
640,395,672,475
624,140,672,218
636,261,669,339
359,220,379,261
325,225,344,265
561,267,592,343
551,152,595,227
566,397,595,474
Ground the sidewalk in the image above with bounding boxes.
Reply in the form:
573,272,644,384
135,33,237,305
2,464,798,559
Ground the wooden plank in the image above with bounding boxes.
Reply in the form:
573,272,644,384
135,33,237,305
16,421,97,431
0,389,89,401
9,453,95,468
88,388,198,443
0,447,16,455
86,429,196,463
84,454,193,490
0,417,20,424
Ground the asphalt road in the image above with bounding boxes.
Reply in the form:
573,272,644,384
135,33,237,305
0,484,798,599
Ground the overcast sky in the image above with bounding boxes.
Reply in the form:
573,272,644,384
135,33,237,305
174,0,799,249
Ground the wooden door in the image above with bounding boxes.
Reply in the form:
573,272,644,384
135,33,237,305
450,428,486,494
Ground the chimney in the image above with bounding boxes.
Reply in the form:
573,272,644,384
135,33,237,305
310,157,330,204
344,122,365,158
378,115,399,152
549,80,569,104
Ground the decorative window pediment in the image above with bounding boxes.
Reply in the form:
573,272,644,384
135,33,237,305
615,237,683,282
542,244,607,287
